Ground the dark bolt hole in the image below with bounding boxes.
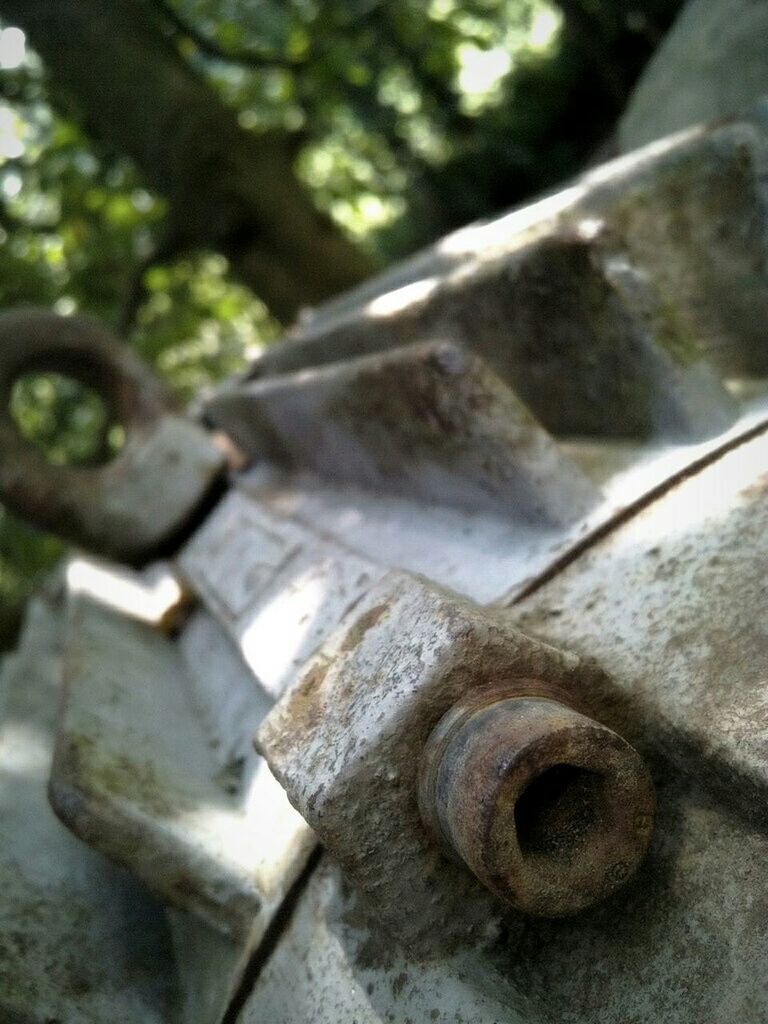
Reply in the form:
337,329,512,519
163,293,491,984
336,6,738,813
514,763,605,860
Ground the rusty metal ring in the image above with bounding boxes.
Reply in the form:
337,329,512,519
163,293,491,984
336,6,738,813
419,680,655,917
0,308,224,564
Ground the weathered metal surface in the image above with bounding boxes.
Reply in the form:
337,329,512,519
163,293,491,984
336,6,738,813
0,309,225,564
419,683,654,916
258,571,652,949
179,606,271,769
511,426,768,828
230,117,768,425
0,591,179,1022
226,401,768,609
49,595,314,941
9,108,768,1024
207,341,597,525
619,0,768,150
238,774,768,1024
167,907,251,1024
237,858,526,1024
176,489,388,697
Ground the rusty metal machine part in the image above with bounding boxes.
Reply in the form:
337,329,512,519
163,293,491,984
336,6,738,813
224,119,768,431
7,107,768,1024
256,571,655,953
50,596,313,941
419,682,655,916
0,308,225,564
205,339,600,526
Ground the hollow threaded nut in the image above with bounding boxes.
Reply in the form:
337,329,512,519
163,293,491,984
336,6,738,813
418,681,655,917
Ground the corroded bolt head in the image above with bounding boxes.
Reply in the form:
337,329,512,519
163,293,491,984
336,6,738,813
418,681,655,917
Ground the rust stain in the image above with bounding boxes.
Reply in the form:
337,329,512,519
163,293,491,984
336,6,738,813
339,602,391,654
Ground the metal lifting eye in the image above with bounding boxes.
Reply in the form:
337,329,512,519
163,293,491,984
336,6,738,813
0,308,225,565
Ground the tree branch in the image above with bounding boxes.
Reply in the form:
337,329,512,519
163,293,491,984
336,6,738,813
148,0,301,69
0,0,376,323
549,0,628,108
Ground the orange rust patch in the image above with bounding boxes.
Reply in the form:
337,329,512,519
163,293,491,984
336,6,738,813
339,601,391,654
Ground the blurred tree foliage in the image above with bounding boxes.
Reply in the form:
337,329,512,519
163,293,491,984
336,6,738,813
0,0,683,646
